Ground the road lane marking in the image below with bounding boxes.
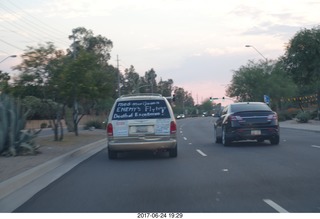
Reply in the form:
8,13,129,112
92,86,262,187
196,149,207,157
311,145,320,149
263,199,289,213
183,137,187,141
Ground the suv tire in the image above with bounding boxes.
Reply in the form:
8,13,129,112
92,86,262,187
108,149,117,159
169,145,178,158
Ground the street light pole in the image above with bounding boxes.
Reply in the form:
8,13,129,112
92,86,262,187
0,55,17,64
245,45,267,61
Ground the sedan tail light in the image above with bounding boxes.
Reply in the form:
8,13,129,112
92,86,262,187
170,121,177,134
229,115,244,123
107,123,113,137
267,113,278,123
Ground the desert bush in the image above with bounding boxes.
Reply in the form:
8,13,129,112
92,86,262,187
296,111,311,123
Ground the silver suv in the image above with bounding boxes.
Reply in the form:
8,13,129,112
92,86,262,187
106,94,177,159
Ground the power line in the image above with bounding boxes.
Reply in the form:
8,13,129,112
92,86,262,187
6,0,68,37
0,39,24,51
0,2,68,46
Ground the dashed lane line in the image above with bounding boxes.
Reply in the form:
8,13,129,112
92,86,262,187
311,145,320,149
263,199,289,213
196,149,207,157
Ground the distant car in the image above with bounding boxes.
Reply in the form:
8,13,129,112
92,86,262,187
176,114,185,119
214,102,280,146
106,94,178,159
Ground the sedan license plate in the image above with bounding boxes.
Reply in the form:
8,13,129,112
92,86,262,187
251,130,261,135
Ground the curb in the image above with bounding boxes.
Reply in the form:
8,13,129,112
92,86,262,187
0,139,107,212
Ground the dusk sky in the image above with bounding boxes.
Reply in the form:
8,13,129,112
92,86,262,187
1,0,320,105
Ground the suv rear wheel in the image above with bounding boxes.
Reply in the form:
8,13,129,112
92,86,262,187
108,149,117,159
169,145,178,157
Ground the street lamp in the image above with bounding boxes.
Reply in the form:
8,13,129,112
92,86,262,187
0,55,17,64
245,45,267,61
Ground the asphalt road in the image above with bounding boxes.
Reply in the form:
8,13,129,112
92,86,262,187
15,117,320,213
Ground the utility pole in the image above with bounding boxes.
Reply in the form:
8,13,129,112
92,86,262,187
72,33,79,136
117,55,120,97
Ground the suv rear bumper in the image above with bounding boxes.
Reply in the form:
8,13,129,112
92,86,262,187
108,139,177,151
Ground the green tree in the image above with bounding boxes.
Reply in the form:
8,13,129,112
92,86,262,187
12,42,65,99
283,26,320,118
0,71,10,93
226,60,268,102
283,26,320,88
173,87,194,115
158,78,174,97
226,59,296,110
121,65,140,94
63,27,115,135
12,42,66,141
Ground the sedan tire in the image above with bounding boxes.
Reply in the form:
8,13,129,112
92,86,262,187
222,127,231,146
214,127,222,143
270,136,280,145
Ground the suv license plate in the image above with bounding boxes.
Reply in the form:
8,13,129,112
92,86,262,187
136,126,148,133
251,130,261,135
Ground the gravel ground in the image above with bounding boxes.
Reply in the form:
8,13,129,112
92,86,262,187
0,129,107,183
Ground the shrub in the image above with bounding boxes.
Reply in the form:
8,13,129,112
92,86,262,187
40,123,48,129
286,108,300,119
84,120,103,130
296,111,311,123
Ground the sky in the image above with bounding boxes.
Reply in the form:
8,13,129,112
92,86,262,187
0,0,320,105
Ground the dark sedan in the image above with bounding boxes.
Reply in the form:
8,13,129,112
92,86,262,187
214,102,280,146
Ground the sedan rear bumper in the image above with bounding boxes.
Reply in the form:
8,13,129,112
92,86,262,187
226,127,279,141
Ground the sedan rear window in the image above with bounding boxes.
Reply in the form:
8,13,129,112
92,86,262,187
112,100,170,120
230,103,271,113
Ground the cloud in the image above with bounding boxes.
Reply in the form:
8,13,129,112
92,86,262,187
243,23,304,39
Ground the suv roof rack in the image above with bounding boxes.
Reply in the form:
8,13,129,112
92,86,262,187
120,93,163,98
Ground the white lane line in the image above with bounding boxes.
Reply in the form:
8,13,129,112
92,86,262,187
263,199,289,213
196,149,207,157
183,137,187,141
311,145,320,149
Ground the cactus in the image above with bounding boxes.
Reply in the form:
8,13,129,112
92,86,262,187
0,93,38,156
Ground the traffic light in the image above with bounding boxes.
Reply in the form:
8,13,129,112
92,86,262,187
172,94,176,102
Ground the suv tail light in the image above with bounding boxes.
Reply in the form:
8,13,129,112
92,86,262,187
170,121,177,134
107,123,113,137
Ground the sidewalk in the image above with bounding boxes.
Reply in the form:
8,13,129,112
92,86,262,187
279,119,320,132
0,120,319,212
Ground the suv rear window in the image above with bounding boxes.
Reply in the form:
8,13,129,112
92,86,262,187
112,99,170,120
230,103,271,113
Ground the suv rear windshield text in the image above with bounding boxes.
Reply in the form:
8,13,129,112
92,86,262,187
112,100,170,120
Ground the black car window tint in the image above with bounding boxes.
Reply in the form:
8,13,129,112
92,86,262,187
230,104,271,113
